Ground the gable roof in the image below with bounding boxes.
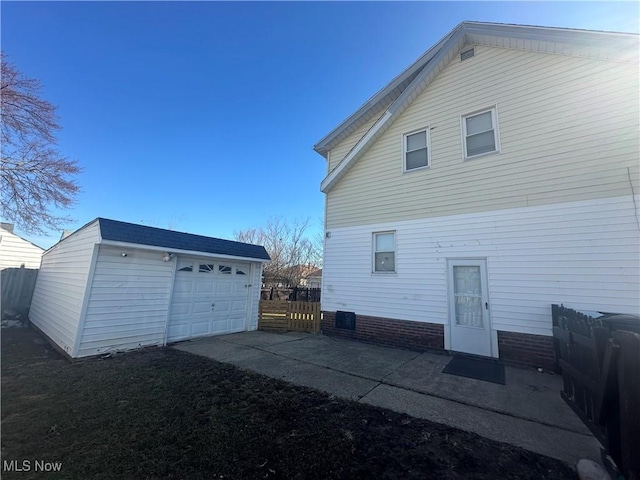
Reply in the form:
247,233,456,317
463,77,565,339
0,224,45,251
315,21,639,193
95,218,270,261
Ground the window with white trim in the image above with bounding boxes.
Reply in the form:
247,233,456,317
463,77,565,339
373,232,395,273
403,129,429,171
462,108,499,158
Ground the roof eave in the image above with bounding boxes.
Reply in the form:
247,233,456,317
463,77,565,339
42,218,100,255
320,27,467,193
313,21,467,157
315,21,639,163
99,239,271,263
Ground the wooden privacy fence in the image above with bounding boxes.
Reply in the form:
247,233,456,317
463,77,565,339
1,268,39,318
552,304,640,479
258,300,321,333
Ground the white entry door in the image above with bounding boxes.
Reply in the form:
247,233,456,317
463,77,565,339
448,259,492,357
167,257,252,342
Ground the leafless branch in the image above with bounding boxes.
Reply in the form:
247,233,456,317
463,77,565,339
1,52,80,234
234,217,322,287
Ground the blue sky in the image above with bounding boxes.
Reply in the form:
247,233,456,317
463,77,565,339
2,1,638,249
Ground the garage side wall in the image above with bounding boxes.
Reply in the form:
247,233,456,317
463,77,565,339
29,222,100,356
76,246,175,358
248,263,263,330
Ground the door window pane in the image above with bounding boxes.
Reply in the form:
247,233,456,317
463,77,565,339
453,266,483,327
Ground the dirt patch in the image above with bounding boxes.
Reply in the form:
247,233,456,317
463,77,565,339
1,327,576,479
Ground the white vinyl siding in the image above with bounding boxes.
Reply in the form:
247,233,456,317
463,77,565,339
0,229,43,269
29,221,100,355
247,263,262,330
325,45,639,229
322,196,640,338
77,246,175,358
404,129,430,171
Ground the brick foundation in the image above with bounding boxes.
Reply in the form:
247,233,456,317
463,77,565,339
322,311,556,370
497,330,556,370
321,312,444,352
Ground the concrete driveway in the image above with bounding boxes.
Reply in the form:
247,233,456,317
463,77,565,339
173,330,600,466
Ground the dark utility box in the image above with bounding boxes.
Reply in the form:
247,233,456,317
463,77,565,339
336,311,356,330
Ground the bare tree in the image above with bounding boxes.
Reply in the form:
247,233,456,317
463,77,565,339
1,53,80,235
234,217,322,287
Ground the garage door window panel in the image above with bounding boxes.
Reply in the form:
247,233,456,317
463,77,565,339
199,264,214,273
178,261,193,272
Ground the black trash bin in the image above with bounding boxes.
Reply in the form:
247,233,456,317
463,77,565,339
599,314,640,334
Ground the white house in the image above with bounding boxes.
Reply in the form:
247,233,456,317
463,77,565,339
314,22,640,369
302,268,322,289
0,223,44,269
30,218,270,358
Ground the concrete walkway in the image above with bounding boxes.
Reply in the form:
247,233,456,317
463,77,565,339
173,331,601,466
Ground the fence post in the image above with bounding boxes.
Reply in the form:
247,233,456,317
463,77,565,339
310,301,320,333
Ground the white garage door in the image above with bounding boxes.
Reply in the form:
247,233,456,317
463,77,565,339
167,257,252,342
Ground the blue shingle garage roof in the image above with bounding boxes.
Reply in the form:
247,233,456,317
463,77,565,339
97,218,270,261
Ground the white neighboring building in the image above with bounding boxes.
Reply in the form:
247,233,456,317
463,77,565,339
0,223,44,269
30,218,270,358
301,269,322,289
314,22,640,369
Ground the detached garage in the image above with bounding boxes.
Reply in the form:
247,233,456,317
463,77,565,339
30,218,270,358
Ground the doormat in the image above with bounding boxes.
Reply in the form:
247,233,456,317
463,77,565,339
442,355,506,385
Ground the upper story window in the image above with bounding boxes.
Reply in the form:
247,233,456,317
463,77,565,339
373,231,395,273
462,107,500,159
403,129,430,171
